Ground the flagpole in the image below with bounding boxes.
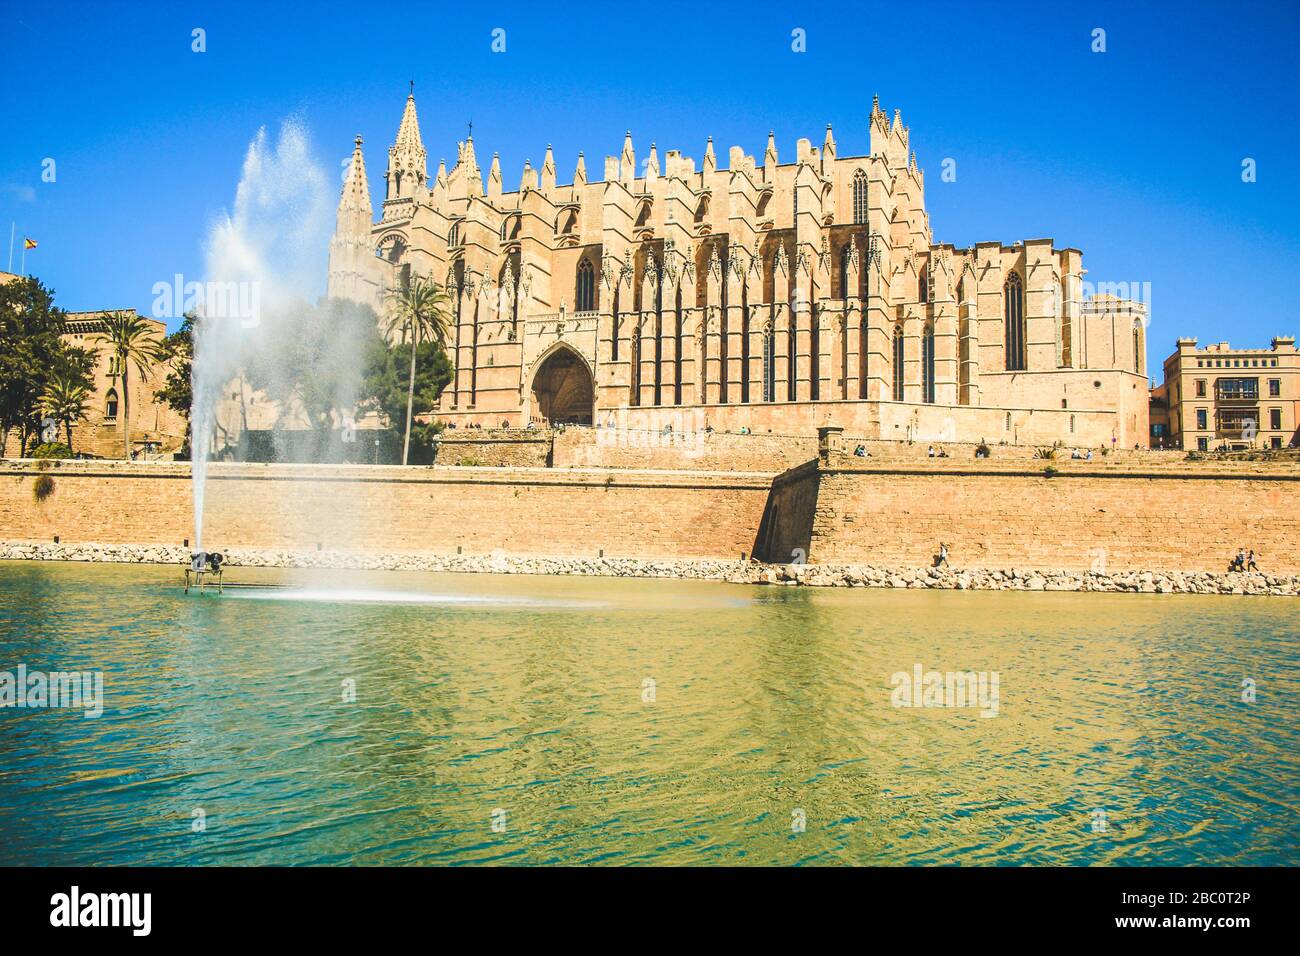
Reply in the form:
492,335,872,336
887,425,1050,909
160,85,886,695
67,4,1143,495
6,222,12,274
21,243,26,276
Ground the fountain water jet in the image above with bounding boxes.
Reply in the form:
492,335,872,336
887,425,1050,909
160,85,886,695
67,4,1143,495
189,120,338,550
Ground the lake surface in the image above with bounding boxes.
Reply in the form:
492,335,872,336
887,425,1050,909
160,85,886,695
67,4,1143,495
0,561,1296,866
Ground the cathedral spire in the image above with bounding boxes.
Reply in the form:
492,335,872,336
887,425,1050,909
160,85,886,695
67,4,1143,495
574,151,587,188
541,144,556,191
328,135,378,306
620,130,635,184
703,136,716,175
337,135,372,223
386,91,427,201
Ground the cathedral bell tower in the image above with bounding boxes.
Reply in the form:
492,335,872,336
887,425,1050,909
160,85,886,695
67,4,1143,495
326,134,381,310
386,86,428,201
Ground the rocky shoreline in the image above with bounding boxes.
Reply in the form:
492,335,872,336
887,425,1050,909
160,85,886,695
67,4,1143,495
2,540,1297,597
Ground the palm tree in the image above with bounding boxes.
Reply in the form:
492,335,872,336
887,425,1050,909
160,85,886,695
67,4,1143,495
384,275,451,465
94,311,165,460
40,371,92,449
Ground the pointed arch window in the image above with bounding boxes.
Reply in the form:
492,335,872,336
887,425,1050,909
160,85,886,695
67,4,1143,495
105,388,119,421
919,267,929,304
1004,272,1026,371
921,324,936,403
852,169,869,225
762,325,776,402
809,304,820,401
1050,278,1064,367
448,220,461,247
858,314,869,400
892,325,905,401
839,243,853,299
1133,319,1145,375
629,318,641,406
576,258,595,312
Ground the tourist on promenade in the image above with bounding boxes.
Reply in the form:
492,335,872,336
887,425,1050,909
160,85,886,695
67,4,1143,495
927,445,935,457
1247,550,1259,572
853,444,868,457
935,543,949,568
1231,550,1245,572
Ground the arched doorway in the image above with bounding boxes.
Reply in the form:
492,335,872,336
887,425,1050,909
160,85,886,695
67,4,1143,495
530,346,594,425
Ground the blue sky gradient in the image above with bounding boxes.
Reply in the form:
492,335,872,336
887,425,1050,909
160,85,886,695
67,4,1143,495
1,0,1296,368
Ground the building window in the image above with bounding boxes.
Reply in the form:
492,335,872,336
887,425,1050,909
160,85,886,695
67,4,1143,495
105,389,119,421
1006,412,1012,432
839,243,853,299
1270,408,1282,430
918,267,928,304
1196,408,1207,430
1132,320,1144,375
1070,414,1076,433
762,327,776,402
448,221,460,247
921,324,935,403
576,258,595,312
852,169,868,225
892,325,904,400
1216,377,1258,400
1197,436,1209,451
1272,436,1283,449
1269,378,1281,397
858,316,869,400
1055,278,1070,367
1195,379,1206,397
1003,272,1025,371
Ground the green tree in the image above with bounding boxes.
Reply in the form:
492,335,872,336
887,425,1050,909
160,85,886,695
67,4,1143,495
156,313,196,455
384,275,451,465
40,370,92,448
244,298,384,461
0,276,69,456
360,334,452,464
94,311,166,459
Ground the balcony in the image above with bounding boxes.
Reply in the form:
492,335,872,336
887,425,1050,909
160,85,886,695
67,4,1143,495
525,311,599,337
1214,378,1259,403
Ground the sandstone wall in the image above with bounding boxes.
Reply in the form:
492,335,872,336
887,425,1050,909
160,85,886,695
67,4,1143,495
434,429,553,467
810,458,1300,573
753,460,820,563
4,456,1296,577
0,461,771,561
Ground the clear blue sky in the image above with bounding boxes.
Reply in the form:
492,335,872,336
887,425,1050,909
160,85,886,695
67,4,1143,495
2,0,1296,366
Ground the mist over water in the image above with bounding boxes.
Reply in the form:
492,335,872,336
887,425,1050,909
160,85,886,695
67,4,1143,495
189,121,342,550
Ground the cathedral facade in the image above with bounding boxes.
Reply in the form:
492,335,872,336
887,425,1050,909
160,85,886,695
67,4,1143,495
327,94,1150,447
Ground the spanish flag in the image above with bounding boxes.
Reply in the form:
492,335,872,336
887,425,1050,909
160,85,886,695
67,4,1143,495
23,238,37,250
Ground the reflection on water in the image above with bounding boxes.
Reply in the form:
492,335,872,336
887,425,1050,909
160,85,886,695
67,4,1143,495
223,586,608,608
0,561,1296,866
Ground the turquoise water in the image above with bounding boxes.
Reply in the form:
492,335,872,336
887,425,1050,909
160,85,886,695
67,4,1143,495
0,561,1296,866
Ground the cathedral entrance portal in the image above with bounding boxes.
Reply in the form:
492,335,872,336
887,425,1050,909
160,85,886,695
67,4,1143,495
529,346,594,425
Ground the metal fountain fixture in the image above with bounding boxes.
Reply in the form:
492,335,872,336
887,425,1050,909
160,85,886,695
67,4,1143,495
184,551,225,593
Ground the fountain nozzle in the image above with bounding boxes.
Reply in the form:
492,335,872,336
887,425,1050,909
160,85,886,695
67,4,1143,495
190,551,224,573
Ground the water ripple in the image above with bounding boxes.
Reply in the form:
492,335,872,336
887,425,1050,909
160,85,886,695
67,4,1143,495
0,562,1296,865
